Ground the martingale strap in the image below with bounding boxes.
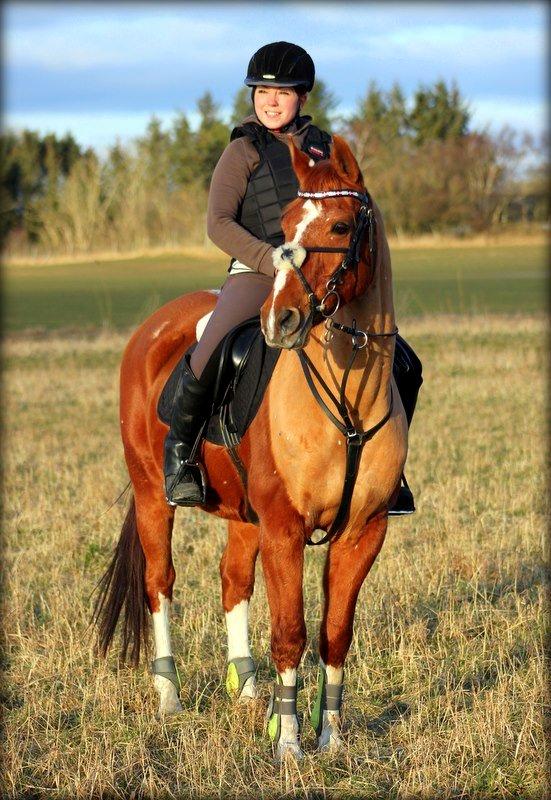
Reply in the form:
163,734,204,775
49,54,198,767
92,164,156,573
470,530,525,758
302,354,394,546
298,320,397,547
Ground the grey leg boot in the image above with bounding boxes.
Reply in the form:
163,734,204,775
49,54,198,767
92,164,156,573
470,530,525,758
164,356,213,507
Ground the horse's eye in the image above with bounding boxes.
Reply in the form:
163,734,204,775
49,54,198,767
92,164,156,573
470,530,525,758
331,222,350,235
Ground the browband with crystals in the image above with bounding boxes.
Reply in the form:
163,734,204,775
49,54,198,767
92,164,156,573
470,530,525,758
297,189,369,202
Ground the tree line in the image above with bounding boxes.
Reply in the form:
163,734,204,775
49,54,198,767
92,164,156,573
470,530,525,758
1,79,547,257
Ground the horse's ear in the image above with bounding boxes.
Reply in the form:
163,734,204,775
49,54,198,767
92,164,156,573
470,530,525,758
288,140,313,186
330,135,364,187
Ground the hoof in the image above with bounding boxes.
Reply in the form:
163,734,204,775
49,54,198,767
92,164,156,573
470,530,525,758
317,729,345,753
156,698,183,718
274,739,304,762
317,713,344,753
154,675,183,717
236,676,258,702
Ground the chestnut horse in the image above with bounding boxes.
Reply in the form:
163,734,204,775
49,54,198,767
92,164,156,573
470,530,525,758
94,136,407,759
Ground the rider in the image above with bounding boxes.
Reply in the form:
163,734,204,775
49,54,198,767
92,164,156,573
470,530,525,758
163,41,422,513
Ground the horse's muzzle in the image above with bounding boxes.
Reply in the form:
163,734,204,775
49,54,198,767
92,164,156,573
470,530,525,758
262,306,311,350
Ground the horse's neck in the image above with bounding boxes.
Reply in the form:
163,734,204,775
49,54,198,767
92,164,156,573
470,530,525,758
303,257,396,426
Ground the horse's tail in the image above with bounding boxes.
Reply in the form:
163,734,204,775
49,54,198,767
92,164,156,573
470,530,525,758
92,494,149,666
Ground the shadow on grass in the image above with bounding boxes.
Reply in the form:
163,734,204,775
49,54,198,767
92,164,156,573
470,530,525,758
364,700,411,735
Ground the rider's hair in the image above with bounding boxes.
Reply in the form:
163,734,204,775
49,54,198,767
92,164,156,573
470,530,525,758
250,85,308,102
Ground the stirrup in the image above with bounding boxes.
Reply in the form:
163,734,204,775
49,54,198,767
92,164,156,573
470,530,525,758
165,460,207,507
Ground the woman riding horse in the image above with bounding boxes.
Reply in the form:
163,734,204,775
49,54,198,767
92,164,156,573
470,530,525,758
94,41,423,760
163,41,422,511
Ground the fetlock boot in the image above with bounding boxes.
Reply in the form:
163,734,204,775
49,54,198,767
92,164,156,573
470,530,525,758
164,356,213,507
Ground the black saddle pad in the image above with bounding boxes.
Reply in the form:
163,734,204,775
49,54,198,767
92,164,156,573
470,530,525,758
157,319,281,447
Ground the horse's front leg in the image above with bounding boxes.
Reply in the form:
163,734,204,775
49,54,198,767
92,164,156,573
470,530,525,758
220,520,260,701
314,513,388,751
260,518,306,761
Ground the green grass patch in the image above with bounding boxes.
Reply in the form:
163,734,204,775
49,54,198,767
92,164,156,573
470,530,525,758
3,244,547,332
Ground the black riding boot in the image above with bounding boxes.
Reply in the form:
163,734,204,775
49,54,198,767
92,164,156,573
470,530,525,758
164,355,213,507
389,335,423,516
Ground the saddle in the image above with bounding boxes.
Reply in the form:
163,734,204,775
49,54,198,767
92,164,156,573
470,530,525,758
157,316,281,449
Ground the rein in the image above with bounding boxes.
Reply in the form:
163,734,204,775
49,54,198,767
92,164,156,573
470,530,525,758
284,188,397,546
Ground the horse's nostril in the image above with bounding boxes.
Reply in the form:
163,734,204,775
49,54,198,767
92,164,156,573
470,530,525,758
277,307,300,334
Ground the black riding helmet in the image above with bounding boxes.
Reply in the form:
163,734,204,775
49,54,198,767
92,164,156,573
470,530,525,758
245,41,315,93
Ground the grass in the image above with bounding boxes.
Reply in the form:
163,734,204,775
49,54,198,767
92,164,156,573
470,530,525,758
1,313,548,798
2,243,548,332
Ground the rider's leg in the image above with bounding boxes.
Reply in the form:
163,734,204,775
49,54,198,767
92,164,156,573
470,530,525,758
389,334,423,515
164,272,273,506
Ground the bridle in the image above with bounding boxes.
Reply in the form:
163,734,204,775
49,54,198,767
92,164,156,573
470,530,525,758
280,186,399,546
284,188,377,322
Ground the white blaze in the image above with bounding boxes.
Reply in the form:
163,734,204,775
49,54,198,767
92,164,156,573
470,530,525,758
266,200,320,338
291,199,321,245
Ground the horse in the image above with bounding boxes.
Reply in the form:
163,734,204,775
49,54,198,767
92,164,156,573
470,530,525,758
93,135,408,760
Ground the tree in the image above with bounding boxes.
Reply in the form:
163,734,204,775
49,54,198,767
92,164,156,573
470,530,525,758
171,112,196,186
193,91,230,188
408,80,470,145
303,78,339,132
136,116,171,184
230,87,253,128
341,81,405,168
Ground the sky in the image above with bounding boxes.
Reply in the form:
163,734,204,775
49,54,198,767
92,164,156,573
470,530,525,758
3,1,548,154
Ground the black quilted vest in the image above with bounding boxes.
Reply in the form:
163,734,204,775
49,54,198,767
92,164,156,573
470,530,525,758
230,120,332,248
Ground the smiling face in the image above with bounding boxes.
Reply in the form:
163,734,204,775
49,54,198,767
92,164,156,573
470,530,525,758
253,85,305,131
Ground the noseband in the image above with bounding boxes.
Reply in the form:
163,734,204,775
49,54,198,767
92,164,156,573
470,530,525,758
284,188,377,321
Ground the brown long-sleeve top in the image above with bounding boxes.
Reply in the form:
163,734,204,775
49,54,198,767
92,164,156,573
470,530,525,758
206,113,314,278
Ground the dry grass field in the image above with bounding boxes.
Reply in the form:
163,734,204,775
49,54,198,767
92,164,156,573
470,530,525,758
1,313,548,799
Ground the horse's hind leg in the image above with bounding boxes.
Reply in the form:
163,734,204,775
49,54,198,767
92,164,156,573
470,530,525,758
220,520,260,700
134,487,182,716
314,513,388,751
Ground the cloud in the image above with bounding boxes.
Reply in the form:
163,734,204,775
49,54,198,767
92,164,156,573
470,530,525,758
5,11,241,70
361,24,545,66
470,96,548,135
